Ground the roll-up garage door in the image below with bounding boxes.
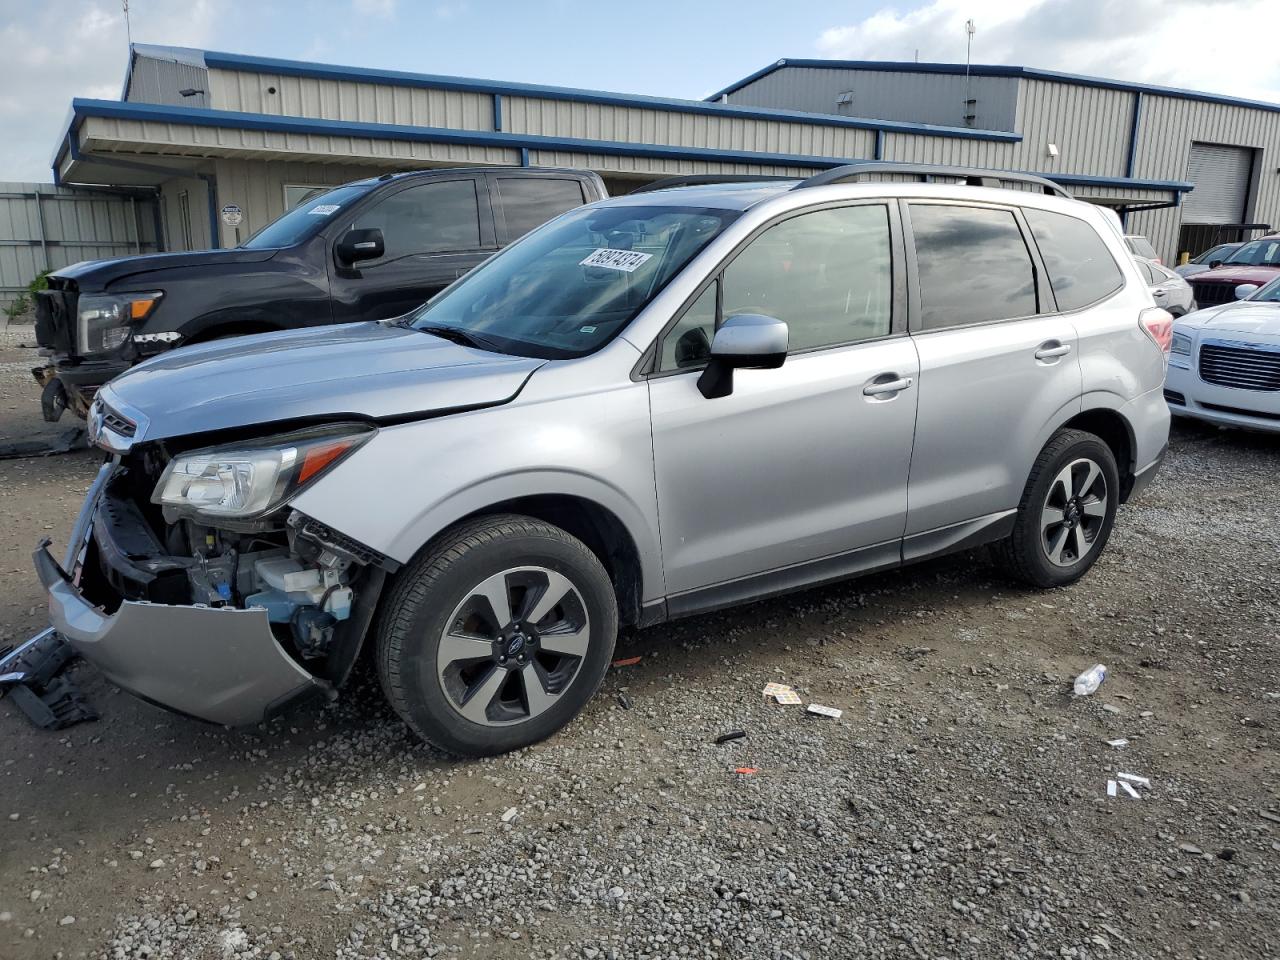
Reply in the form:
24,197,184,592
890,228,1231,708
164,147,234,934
1183,143,1253,224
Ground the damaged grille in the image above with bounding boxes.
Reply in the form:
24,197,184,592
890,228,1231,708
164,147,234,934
100,406,137,438
34,288,77,353
291,513,394,570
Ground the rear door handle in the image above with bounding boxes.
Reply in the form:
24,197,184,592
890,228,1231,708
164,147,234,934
863,375,914,397
1034,343,1072,361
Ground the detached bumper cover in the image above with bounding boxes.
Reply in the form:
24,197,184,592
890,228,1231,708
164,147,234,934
34,544,324,727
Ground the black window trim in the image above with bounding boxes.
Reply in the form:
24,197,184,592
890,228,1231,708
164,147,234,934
638,198,908,380
1022,205,1127,315
901,197,1049,336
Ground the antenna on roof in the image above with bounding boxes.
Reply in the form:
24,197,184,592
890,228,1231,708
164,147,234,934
122,0,132,47
964,18,976,126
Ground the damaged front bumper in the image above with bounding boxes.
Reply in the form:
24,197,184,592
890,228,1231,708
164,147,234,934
32,464,329,727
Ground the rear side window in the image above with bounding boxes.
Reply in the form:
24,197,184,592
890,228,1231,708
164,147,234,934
497,178,587,239
909,204,1037,330
352,179,481,261
1025,208,1125,310
1126,235,1158,260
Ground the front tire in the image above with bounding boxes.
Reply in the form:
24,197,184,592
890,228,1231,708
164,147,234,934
993,429,1119,589
376,515,618,756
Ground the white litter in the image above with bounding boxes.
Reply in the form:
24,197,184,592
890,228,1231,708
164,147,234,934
1118,780,1142,799
1117,772,1150,787
1107,780,1118,797
806,703,843,719
1106,738,1129,748
500,807,518,822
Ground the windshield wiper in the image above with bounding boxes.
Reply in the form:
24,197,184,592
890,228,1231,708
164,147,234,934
414,324,500,351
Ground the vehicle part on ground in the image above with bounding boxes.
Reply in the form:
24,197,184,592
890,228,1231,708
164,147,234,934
0,627,98,729
993,429,1120,588
377,516,617,756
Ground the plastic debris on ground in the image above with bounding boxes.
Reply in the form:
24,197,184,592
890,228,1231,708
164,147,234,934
733,767,758,775
762,682,801,705
1106,770,1149,799
616,692,633,710
0,628,97,730
715,730,746,744
611,656,642,668
1073,663,1107,696
806,704,842,719
1106,738,1129,748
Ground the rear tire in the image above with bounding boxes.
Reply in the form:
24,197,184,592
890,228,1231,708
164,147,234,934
993,429,1119,589
376,514,617,756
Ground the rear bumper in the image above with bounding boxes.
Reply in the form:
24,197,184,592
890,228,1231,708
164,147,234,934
33,476,325,727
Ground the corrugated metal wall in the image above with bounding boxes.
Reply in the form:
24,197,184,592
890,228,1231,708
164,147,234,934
125,54,210,108
0,182,160,309
722,67,1019,132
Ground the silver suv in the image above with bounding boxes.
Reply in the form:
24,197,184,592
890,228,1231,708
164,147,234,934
35,164,1171,756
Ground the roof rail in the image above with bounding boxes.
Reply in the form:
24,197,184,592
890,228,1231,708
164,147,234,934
794,162,1073,198
630,174,797,194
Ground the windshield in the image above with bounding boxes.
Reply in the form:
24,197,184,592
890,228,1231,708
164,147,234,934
240,184,373,249
1223,238,1280,267
1247,276,1280,301
1193,243,1236,264
408,204,738,359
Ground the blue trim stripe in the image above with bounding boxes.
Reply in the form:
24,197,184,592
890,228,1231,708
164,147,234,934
63,98,1194,195
198,50,1019,142
492,93,502,132
709,58,1280,115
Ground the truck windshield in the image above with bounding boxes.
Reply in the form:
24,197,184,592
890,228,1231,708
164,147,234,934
408,204,738,359
240,184,372,249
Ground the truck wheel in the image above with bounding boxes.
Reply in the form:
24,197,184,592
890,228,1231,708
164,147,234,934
992,429,1119,589
376,514,617,756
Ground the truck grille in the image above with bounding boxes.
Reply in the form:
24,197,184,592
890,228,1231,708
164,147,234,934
101,406,138,438
1198,340,1280,392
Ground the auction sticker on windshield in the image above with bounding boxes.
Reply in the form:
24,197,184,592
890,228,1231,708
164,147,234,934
308,204,341,216
580,248,653,272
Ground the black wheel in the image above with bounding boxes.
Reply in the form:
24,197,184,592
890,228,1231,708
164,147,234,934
993,429,1119,589
376,514,617,756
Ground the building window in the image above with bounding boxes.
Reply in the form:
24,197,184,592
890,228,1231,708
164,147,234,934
283,184,333,211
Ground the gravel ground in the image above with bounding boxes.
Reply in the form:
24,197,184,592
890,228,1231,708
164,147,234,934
0,333,1276,960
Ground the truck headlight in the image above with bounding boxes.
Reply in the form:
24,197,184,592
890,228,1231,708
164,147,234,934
77,291,164,355
152,424,374,520
1170,332,1192,356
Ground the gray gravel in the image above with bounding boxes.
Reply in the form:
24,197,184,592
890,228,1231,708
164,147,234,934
0,330,1275,959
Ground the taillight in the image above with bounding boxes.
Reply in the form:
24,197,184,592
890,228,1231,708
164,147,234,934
1140,307,1173,353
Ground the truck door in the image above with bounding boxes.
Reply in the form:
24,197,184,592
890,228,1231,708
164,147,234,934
329,176,497,323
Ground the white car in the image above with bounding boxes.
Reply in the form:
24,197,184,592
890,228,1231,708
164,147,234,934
1166,276,1280,432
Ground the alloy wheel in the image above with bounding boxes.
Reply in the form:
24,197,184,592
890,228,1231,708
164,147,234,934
1040,457,1109,567
436,566,590,726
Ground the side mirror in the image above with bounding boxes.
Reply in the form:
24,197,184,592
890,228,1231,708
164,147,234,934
1209,260,1224,269
696,313,788,399
1235,283,1259,300
336,228,385,264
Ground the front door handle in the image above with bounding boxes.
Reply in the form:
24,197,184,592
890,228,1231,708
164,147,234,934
863,375,914,397
1034,342,1072,361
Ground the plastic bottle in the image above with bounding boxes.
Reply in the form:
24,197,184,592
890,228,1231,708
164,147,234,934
1073,664,1107,696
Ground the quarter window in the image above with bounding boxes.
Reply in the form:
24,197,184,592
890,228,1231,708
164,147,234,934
910,204,1037,330
1024,208,1124,310
352,179,481,261
497,178,586,239
721,204,893,352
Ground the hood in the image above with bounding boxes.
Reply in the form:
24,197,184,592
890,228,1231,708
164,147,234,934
52,248,277,289
101,321,546,441
1188,264,1280,286
1175,300,1280,336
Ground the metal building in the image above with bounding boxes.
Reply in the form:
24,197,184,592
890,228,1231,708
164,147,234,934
49,46,1280,264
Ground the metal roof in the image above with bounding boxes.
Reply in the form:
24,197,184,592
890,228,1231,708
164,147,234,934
707,59,1280,115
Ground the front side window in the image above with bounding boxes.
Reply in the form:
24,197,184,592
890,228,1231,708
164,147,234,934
410,204,737,359
722,205,893,353
241,183,372,250
1024,208,1124,311
352,179,482,262
497,178,587,239
910,204,1037,330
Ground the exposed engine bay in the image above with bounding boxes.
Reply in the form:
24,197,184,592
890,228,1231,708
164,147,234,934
80,443,395,689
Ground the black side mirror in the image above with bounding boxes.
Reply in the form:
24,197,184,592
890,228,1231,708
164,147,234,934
337,228,385,264
697,313,788,399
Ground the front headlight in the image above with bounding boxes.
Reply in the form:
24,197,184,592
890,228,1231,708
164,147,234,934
77,291,163,355
1171,332,1193,356
152,424,375,520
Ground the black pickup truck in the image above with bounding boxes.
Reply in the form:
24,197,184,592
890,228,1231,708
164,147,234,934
34,166,607,419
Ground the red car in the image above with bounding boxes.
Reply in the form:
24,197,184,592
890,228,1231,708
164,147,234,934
1187,234,1280,307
